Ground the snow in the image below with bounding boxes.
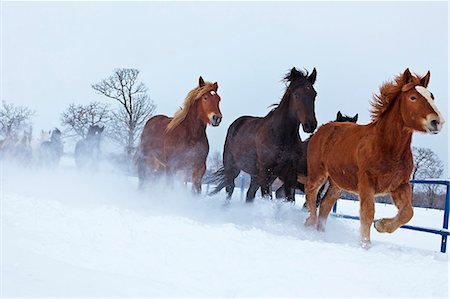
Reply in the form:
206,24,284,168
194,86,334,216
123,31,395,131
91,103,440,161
2,158,449,297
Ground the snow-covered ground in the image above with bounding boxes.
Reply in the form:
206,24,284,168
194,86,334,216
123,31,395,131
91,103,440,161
2,158,449,297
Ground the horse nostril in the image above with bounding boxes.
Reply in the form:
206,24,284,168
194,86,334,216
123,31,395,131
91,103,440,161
431,119,439,129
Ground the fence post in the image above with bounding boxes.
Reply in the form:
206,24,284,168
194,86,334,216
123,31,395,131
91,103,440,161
240,175,245,200
441,182,450,253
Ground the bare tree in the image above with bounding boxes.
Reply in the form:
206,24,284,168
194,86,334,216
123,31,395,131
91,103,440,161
411,146,444,206
0,101,34,138
92,68,156,157
61,101,111,139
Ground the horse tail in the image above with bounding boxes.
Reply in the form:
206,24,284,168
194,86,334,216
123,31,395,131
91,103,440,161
208,166,227,195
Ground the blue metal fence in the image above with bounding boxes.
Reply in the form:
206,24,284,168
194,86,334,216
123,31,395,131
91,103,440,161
208,176,450,253
332,180,450,253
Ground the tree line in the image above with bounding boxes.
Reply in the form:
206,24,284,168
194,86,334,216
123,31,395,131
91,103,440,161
1,68,156,161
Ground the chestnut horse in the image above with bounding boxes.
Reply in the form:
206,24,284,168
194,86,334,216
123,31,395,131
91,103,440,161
210,67,317,202
304,69,445,248
137,76,222,193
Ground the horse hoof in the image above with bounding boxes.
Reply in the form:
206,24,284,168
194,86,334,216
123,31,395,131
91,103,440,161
373,220,379,229
317,224,326,232
360,240,372,250
374,219,386,233
304,217,316,227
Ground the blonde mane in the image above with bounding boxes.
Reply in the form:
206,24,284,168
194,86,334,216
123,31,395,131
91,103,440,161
166,81,217,132
371,71,423,121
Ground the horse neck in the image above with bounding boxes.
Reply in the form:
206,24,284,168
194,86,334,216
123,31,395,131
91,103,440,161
176,102,207,139
374,100,412,159
270,91,300,134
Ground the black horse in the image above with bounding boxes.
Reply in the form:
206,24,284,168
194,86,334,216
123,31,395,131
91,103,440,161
40,128,63,167
210,67,318,202
275,111,359,200
75,125,104,169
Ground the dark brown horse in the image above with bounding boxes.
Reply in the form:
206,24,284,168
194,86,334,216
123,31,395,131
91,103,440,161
210,67,318,202
305,69,445,248
137,76,222,193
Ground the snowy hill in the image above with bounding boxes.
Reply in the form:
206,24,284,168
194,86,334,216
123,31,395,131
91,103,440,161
2,160,448,297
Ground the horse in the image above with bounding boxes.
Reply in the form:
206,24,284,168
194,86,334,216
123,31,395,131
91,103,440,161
274,110,359,200
0,133,19,160
210,67,318,202
14,130,32,166
304,69,445,248
74,125,104,169
40,128,64,167
335,111,358,123
136,76,222,193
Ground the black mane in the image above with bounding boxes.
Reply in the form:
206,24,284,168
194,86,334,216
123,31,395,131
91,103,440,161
283,67,310,85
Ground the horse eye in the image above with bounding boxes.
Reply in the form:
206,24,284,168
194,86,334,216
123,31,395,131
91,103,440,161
410,96,416,101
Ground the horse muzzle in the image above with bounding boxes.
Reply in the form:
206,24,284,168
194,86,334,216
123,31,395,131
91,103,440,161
302,120,317,134
424,114,445,134
209,114,222,127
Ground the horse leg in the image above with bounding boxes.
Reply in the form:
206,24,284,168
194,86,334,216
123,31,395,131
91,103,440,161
283,175,297,202
375,182,413,234
317,180,341,231
358,179,375,248
192,163,206,195
275,184,285,199
305,173,327,228
258,175,272,199
246,176,260,203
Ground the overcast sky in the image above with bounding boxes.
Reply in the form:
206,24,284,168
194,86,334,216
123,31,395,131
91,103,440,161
2,1,449,177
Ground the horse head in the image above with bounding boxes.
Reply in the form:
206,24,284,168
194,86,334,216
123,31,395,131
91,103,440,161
336,111,358,123
198,76,222,127
285,67,318,133
398,69,445,134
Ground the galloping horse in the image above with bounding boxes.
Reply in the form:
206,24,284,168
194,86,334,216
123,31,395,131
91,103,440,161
211,67,318,201
136,76,222,193
304,69,445,248
75,125,104,169
40,128,64,167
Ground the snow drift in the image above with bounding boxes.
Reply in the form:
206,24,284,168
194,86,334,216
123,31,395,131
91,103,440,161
1,159,448,297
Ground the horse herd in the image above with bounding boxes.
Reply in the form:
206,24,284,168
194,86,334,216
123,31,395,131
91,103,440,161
0,125,105,169
136,67,445,247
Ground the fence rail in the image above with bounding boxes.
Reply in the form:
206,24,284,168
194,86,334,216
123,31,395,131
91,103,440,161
332,179,450,253
207,177,450,253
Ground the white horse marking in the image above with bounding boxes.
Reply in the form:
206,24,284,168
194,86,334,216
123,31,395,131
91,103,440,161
415,86,445,128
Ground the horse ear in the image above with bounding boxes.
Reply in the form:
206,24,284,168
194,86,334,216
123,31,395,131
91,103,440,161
337,111,343,119
402,68,412,83
420,71,431,88
199,76,205,87
308,68,317,84
353,114,359,122
213,82,218,91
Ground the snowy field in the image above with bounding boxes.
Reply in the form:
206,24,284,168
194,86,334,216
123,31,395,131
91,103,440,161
2,158,449,298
